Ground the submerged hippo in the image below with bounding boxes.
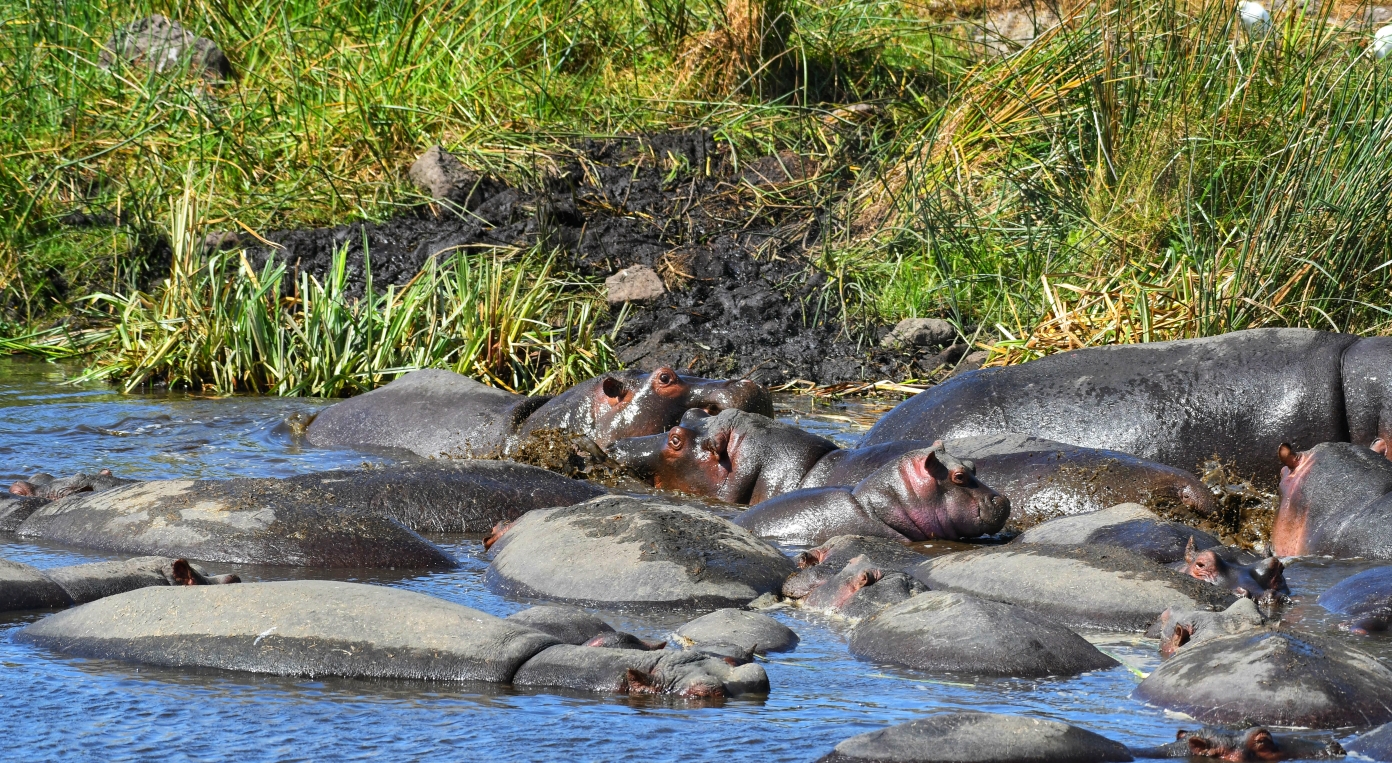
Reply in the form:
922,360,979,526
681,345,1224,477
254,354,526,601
860,328,1392,485
1149,598,1268,659
16,581,768,699
0,556,238,613
783,535,928,598
797,555,928,621
1272,441,1392,559
732,445,1009,545
1318,566,1392,634
1175,537,1287,598
8,470,136,499
1131,727,1345,760
305,367,771,458
1134,629,1392,728
816,712,1133,763
610,410,1214,526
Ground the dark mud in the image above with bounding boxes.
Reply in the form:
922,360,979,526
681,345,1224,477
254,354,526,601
242,133,966,386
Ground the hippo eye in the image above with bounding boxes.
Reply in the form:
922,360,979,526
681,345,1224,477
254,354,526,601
949,469,970,486
668,433,685,451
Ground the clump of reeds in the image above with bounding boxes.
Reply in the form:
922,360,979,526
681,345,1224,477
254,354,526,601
678,0,793,96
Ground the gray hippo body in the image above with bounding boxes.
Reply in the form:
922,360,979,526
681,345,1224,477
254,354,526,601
861,329,1392,485
815,712,1133,763
1318,566,1392,633
1133,630,1392,728
610,410,1214,529
306,367,771,458
1273,441,1392,559
17,478,455,569
486,495,793,609
16,581,767,698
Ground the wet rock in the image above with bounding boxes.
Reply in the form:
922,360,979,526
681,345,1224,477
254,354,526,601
1148,598,1267,659
1349,722,1392,761
913,544,1236,631
880,318,956,351
16,478,456,569
18,581,561,682
675,608,798,654
505,605,616,645
816,712,1133,763
605,265,666,304
1016,503,1227,564
0,560,73,612
848,592,1117,678
408,146,500,212
486,495,794,608
1134,630,1392,728
511,644,768,697
44,556,236,605
99,15,231,80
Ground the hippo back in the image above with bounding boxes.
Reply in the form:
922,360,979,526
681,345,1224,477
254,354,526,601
860,329,1357,482
306,369,549,458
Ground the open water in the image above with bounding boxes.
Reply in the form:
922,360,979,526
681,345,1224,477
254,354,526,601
0,357,1383,761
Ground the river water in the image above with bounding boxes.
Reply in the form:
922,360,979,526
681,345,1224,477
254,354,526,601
0,357,1381,761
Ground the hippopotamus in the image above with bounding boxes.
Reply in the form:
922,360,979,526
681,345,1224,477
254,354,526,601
1272,441,1392,558
1148,598,1268,659
1349,723,1392,762
1131,728,1345,760
15,581,768,699
8,470,136,499
816,712,1133,763
732,445,1009,545
1016,503,1227,564
783,535,928,598
610,410,1215,527
1317,566,1392,634
847,591,1119,678
304,367,771,458
674,608,799,655
486,495,794,609
0,556,238,613
1175,538,1288,598
797,555,928,621
1133,630,1392,727
860,328,1392,485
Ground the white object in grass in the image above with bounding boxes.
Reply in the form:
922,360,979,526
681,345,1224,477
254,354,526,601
1237,1,1271,33
1374,24,1392,59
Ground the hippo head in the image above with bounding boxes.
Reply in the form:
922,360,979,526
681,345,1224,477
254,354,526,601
607,408,837,504
850,446,1010,542
1169,727,1343,761
1273,441,1392,557
526,369,772,450
9,470,123,500
1180,537,1289,597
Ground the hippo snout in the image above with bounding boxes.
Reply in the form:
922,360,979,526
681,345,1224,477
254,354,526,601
979,492,1011,532
692,379,773,418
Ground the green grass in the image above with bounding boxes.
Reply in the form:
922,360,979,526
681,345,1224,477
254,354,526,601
4,0,1392,392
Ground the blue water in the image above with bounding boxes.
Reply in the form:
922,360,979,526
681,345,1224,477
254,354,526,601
0,357,1381,761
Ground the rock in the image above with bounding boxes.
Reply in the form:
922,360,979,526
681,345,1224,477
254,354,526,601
848,592,1117,678
1148,598,1267,658
505,605,616,645
0,560,73,612
16,581,556,683
511,644,768,697
816,712,1133,763
974,9,1061,56
1349,722,1392,761
1016,503,1227,564
880,318,956,350
99,15,231,80
486,495,794,609
913,544,1236,631
675,608,798,654
605,265,666,304
1133,630,1392,728
408,146,499,211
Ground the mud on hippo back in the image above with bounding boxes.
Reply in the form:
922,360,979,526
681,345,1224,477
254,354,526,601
860,328,1392,485
305,366,771,458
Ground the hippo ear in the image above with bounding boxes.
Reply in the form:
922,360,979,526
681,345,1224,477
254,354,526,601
1375,438,1390,457
1186,735,1217,756
1278,443,1300,471
601,377,626,400
1184,536,1196,565
169,559,198,586
1253,556,1284,589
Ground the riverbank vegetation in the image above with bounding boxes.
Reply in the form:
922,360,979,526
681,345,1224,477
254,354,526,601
3,0,1390,392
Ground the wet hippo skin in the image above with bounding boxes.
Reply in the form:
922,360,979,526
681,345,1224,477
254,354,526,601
861,329,1392,485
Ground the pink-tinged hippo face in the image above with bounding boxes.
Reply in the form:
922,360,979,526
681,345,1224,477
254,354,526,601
852,447,1011,542
587,368,771,448
1273,443,1314,557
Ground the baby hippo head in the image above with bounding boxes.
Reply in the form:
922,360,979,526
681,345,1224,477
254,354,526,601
851,445,1010,542
1169,727,1343,761
586,369,771,448
1180,537,1289,597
